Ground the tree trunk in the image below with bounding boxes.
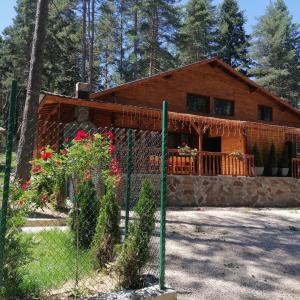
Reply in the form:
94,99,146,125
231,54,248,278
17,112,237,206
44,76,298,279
133,0,138,79
15,0,49,181
88,0,95,89
82,0,87,82
119,0,125,80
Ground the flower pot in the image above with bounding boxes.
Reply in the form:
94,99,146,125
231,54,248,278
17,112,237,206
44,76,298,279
255,167,264,176
271,168,278,176
280,168,289,177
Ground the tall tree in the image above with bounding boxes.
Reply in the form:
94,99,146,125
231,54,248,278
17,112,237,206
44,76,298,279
179,0,216,64
250,0,300,107
216,0,250,73
97,1,119,88
15,0,49,180
44,0,82,95
139,0,180,76
82,0,87,82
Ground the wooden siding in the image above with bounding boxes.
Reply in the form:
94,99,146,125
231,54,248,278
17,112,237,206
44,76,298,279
93,63,300,128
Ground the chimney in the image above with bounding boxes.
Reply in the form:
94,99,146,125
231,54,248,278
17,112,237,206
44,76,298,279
76,82,90,99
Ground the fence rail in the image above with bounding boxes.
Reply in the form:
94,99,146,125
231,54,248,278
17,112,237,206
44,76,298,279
292,158,300,178
167,149,255,177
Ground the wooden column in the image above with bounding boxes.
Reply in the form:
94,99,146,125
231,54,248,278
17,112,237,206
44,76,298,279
191,121,203,176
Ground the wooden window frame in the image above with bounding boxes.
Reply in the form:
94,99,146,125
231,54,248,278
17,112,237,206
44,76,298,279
258,105,273,122
186,93,210,114
213,97,235,117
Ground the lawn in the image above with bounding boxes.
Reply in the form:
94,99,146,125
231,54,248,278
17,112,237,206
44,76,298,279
20,229,94,296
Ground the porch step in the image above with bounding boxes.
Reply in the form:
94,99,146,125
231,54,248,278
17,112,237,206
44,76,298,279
25,217,67,227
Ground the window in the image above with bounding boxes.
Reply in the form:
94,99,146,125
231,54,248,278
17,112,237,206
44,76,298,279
258,105,273,121
187,93,210,113
213,98,234,116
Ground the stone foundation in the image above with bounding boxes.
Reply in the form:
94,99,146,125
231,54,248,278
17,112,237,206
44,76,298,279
167,175,300,207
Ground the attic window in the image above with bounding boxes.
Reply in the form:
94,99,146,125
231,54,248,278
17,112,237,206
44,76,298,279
213,98,234,116
186,93,210,114
258,105,273,122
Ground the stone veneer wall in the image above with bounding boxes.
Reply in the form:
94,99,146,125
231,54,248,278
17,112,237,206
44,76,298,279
167,175,300,207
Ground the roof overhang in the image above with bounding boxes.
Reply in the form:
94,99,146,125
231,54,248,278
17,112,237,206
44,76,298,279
39,93,300,137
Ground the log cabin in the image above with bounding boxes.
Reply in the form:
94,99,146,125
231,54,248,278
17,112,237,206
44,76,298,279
38,57,300,179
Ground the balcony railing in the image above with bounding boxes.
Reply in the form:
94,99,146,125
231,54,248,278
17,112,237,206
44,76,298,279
167,149,255,177
292,158,300,178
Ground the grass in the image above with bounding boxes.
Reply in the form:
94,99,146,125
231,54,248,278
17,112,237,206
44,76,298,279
20,229,94,296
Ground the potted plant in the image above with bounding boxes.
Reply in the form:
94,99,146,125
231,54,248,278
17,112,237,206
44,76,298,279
279,146,289,176
177,142,198,157
266,143,278,176
251,143,264,176
229,151,245,161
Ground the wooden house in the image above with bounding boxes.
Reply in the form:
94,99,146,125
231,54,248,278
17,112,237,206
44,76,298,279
38,57,300,178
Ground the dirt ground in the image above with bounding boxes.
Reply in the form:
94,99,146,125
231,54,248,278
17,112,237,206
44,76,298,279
165,208,300,300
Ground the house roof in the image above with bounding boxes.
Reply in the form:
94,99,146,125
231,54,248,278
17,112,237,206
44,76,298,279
90,57,300,118
38,93,300,138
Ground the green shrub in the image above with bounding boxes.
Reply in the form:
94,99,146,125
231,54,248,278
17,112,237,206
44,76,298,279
266,143,278,175
279,146,289,168
71,179,100,249
251,143,263,167
0,188,33,299
115,179,156,289
92,184,120,269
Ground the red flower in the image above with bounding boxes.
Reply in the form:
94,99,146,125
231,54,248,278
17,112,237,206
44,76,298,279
181,141,187,146
41,151,52,160
38,147,45,153
73,130,91,141
109,143,116,154
32,165,42,173
109,158,121,176
62,149,68,155
21,180,31,190
102,131,114,140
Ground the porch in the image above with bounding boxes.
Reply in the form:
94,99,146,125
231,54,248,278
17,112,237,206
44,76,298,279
166,150,255,176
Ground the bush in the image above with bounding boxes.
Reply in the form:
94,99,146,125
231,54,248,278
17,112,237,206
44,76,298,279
0,187,33,298
251,143,263,167
266,143,277,175
279,146,289,168
115,179,156,289
92,184,120,269
71,179,100,249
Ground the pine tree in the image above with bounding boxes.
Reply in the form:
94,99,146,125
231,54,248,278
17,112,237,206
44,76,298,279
44,0,82,95
97,1,119,88
250,0,300,107
138,0,181,76
16,0,49,181
216,0,251,73
179,0,216,64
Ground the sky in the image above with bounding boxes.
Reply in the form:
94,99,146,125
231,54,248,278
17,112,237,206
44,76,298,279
0,0,300,34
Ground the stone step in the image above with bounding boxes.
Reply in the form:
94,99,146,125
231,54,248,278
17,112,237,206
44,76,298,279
25,217,67,227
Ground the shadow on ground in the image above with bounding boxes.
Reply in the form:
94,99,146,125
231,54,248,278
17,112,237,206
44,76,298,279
165,208,300,300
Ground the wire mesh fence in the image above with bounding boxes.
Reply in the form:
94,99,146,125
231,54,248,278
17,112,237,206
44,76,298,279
0,110,166,299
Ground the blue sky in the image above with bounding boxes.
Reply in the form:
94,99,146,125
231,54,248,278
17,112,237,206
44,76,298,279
0,0,300,34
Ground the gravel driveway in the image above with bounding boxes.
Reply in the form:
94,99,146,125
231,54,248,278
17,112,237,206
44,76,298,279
165,208,300,300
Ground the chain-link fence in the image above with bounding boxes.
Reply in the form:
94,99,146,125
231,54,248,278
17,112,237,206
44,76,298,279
0,83,168,299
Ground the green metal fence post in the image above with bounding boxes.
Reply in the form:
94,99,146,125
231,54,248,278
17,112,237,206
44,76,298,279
124,128,132,238
159,100,168,289
0,80,17,288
